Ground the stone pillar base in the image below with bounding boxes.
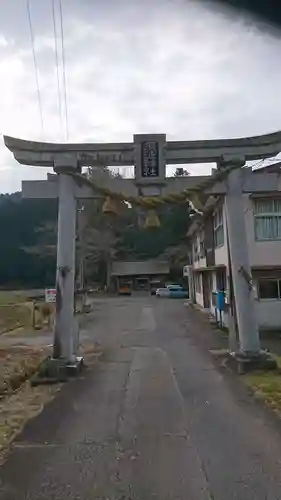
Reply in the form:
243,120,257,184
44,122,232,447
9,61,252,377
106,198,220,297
229,350,277,374
31,356,84,386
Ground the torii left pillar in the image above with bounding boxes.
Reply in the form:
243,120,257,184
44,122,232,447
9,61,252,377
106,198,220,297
53,159,79,366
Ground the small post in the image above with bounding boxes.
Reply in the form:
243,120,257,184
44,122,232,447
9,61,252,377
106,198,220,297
223,160,261,355
53,160,78,363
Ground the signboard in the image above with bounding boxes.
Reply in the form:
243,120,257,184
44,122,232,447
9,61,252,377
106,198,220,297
183,265,190,277
45,288,56,303
141,141,159,177
134,134,166,185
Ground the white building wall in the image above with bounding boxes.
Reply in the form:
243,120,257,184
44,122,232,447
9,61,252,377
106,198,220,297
195,291,204,308
209,270,217,318
194,271,204,307
254,301,281,330
191,194,281,331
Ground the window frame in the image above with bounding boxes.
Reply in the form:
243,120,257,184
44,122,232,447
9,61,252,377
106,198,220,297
253,198,281,241
257,278,281,301
213,206,224,248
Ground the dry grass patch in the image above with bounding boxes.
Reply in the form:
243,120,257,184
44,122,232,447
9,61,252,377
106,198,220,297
0,380,61,463
243,355,281,416
0,345,54,462
0,346,51,396
0,291,28,305
0,342,103,462
0,302,33,334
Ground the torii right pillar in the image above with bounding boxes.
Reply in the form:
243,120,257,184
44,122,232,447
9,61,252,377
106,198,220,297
221,157,276,371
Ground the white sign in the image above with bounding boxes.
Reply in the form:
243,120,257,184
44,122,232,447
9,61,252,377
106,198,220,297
45,288,56,303
183,265,190,277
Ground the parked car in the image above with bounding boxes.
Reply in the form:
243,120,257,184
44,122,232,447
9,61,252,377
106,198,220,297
156,287,170,297
169,288,189,299
166,284,182,291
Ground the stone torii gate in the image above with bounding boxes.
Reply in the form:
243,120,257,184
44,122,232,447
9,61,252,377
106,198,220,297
4,131,281,371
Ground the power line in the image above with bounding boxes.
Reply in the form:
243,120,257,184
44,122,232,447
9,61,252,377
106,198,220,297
58,0,69,140
51,0,63,135
26,0,44,136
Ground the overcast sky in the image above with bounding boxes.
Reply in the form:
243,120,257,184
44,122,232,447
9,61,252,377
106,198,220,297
0,0,281,193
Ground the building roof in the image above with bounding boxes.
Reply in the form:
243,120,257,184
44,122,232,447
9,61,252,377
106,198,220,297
110,260,170,277
253,161,281,173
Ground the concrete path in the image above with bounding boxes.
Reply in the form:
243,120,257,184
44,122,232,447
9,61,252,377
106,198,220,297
1,296,281,499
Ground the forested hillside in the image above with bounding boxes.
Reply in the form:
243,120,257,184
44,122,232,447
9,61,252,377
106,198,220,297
0,193,57,288
0,169,192,288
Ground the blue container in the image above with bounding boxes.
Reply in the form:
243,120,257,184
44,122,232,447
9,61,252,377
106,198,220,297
216,291,225,311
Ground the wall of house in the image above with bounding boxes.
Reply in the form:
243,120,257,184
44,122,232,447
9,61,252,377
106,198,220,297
251,273,281,330
209,270,217,317
191,193,281,332
215,246,228,267
193,194,281,271
213,195,281,269
193,271,204,307
254,300,281,330
195,291,204,308
193,257,206,270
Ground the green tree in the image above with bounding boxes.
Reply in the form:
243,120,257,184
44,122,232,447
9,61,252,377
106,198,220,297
174,167,190,177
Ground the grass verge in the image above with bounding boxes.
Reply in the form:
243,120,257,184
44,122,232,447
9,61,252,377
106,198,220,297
0,345,54,462
243,355,281,416
0,303,33,334
0,292,28,305
0,379,61,463
0,342,102,463
0,346,50,396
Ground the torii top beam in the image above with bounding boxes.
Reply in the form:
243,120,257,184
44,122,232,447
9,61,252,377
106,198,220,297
4,130,281,168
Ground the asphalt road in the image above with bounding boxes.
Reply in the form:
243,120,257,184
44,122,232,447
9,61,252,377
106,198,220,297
2,296,281,499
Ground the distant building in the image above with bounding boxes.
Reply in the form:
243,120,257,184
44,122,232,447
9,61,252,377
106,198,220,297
110,260,170,291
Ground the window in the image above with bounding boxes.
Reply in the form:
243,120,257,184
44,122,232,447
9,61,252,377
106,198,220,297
216,268,226,291
254,198,281,241
258,279,281,300
199,230,205,258
213,207,224,247
193,232,204,261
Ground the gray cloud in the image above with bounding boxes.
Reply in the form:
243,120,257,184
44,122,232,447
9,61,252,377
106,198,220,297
1,0,281,192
